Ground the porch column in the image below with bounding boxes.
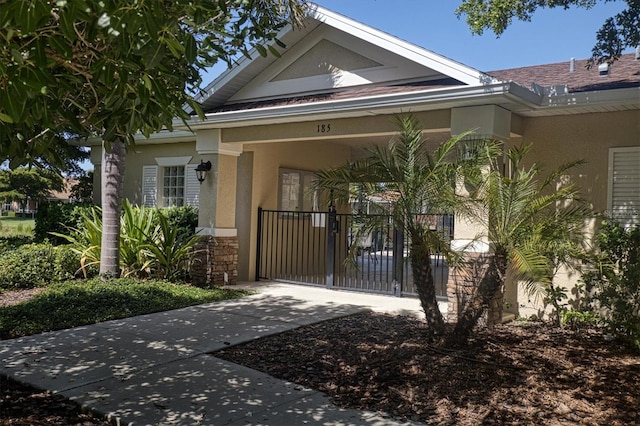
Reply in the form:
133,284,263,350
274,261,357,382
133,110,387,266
191,129,243,287
447,105,511,325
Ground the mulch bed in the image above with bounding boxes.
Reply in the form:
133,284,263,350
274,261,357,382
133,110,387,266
0,376,110,426
216,312,640,425
1,288,639,425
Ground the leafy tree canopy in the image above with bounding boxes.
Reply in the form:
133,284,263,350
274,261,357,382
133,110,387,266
69,169,93,203
0,0,307,153
456,0,640,64
0,167,64,209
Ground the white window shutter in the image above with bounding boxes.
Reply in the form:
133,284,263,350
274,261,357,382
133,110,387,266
142,165,158,207
185,164,200,207
609,147,640,228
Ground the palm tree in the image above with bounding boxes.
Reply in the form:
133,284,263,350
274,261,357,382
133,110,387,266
451,144,591,341
315,115,490,336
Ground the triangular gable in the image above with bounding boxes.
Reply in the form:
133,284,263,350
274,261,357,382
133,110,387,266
198,4,492,110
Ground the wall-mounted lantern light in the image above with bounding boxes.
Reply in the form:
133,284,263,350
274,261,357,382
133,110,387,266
195,160,212,184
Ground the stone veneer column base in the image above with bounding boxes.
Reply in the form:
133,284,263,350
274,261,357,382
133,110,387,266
446,252,503,327
191,236,238,287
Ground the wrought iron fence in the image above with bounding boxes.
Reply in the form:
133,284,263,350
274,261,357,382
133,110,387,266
256,208,453,298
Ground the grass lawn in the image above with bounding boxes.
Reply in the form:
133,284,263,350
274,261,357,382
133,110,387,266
0,278,249,339
0,216,35,238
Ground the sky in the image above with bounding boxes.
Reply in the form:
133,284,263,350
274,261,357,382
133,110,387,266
202,0,633,85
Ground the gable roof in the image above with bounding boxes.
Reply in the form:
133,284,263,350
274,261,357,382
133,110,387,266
196,3,491,112
180,5,639,129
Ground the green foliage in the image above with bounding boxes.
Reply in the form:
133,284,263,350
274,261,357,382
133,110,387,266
456,0,639,64
160,205,198,244
0,243,80,290
0,278,248,339
34,202,92,244
561,309,597,331
544,284,568,327
51,206,102,277
0,0,307,164
120,200,157,277
0,167,64,212
583,221,640,350
69,170,93,203
451,144,591,342
0,235,33,251
144,212,200,281
315,115,495,335
54,201,199,281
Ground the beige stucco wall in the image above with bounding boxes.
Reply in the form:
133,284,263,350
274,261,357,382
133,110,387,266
511,110,640,319
238,139,352,281
522,110,639,214
223,110,451,145
122,141,198,205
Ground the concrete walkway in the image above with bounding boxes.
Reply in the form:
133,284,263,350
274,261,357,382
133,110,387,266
0,282,443,425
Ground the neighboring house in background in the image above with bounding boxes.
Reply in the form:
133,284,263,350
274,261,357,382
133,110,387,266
89,4,639,318
6,177,78,215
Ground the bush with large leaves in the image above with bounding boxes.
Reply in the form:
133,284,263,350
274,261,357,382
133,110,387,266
55,201,199,281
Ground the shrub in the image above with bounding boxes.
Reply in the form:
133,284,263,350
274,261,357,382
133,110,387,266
583,221,640,350
0,278,248,339
34,202,93,244
144,212,200,281
53,201,199,281
0,236,33,251
0,243,81,290
160,205,198,243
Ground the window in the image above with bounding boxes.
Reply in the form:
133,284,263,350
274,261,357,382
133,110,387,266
279,168,316,211
608,147,640,228
163,166,185,207
141,156,199,208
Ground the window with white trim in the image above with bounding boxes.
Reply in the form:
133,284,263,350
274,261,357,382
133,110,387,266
141,156,199,208
163,166,185,207
608,146,640,228
279,168,316,211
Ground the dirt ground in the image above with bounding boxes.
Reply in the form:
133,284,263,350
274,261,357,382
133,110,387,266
1,291,639,425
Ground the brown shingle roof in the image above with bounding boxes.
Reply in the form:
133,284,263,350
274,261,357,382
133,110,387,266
204,53,639,114
487,52,640,93
205,77,463,113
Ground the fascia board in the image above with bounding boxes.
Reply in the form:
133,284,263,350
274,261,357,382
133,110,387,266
177,82,537,130
81,129,195,147
197,3,493,107
195,22,300,105
540,87,640,110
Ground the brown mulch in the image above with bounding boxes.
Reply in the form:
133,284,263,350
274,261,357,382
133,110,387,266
1,288,639,425
216,312,640,425
0,376,110,426
0,288,44,307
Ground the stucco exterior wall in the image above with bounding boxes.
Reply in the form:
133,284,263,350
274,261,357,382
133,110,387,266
521,110,639,214
239,140,352,281
513,110,640,319
122,142,198,205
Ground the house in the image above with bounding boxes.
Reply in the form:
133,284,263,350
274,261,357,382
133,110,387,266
89,4,639,318
4,177,78,216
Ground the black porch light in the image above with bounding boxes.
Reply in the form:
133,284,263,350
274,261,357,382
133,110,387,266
195,160,212,184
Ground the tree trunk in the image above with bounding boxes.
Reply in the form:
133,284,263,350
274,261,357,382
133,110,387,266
449,252,508,345
410,234,445,336
100,140,126,278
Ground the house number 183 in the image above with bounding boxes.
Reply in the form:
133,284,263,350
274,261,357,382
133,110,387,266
317,123,331,133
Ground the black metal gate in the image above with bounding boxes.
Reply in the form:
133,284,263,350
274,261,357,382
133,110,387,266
256,208,453,298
